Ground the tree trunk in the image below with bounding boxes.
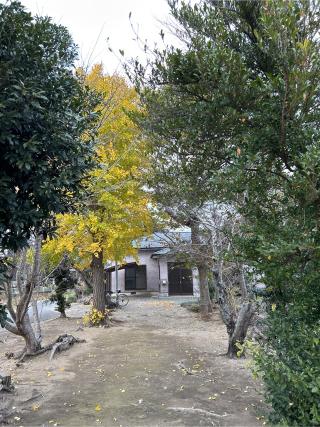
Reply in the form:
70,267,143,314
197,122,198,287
190,220,212,319
198,264,213,319
91,251,106,312
213,265,255,358
16,249,27,296
238,264,248,300
32,300,42,344
4,321,21,336
3,315,40,354
7,234,43,354
20,313,41,354
30,234,42,345
227,302,255,358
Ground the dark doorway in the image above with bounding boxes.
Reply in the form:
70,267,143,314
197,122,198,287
168,262,193,295
125,265,147,290
106,271,111,292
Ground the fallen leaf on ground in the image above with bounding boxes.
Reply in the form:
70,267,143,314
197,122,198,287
95,404,102,411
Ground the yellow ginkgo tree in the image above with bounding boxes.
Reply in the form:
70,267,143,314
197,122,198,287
43,64,152,315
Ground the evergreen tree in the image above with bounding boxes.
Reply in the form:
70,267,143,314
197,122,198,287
128,1,320,423
50,255,77,318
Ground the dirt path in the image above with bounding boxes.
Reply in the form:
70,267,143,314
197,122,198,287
0,298,267,426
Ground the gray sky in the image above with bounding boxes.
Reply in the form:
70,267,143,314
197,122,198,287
20,0,173,74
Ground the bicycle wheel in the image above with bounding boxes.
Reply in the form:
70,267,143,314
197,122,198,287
117,293,129,307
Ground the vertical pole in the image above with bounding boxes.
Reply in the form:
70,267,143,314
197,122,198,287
115,261,119,302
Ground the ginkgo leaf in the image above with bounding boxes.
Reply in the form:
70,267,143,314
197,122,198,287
42,70,152,271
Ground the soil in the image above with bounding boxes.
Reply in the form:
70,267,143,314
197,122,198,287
0,298,267,426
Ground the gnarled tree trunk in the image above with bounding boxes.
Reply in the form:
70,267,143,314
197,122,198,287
197,264,213,320
213,264,255,358
32,299,42,343
91,251,106,313
227,302,255,357
20,313,41,354
4,234,43,355
191,220,212,319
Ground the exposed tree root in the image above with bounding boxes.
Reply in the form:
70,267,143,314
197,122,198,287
15,334,85,365
167,407,228,418
49,334,85,361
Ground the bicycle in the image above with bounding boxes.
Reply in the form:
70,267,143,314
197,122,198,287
106,290,129,308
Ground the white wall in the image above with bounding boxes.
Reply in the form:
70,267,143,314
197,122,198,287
109,251,199,296
159,258,169,296
192,268,200,297
110,250,160,292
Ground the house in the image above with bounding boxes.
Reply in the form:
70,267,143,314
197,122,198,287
106,232,200,297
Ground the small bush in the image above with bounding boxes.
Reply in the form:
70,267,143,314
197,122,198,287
181,302,200,313
82,307,108,327
253,307,320,426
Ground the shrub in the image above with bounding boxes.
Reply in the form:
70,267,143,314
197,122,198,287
253,307,320,426
180,302,200,313
0,304,10,328
82,307,108,327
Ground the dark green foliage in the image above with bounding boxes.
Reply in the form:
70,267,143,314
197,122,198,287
0,1,98,250
50,255,77,317
128,0,320,423
0,304,12,328
0,258,13,327
254,308,320,425
208,281,215,301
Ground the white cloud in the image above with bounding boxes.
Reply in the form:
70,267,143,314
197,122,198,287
20,0,173,74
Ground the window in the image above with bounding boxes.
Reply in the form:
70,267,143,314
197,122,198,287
125,265,147,290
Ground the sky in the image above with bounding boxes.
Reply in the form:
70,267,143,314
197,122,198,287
20,0,173,74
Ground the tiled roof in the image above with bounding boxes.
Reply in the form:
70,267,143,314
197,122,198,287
150,247,171,257
133,231,191,250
